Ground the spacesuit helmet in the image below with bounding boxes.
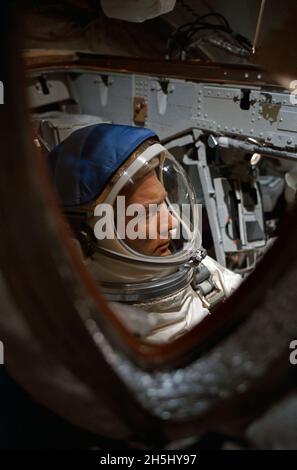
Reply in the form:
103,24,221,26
48,123,202,282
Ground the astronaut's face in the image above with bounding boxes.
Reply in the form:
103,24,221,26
119,169,178,256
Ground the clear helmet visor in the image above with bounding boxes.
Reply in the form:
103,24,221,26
95,143,201,266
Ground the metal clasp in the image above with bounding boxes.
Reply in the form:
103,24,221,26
185,248,207,268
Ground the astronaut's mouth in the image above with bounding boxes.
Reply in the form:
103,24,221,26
154,241,171,256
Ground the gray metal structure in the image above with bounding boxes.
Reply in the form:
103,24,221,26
28,71,297,150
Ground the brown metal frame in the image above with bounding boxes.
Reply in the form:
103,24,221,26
24,49,282,88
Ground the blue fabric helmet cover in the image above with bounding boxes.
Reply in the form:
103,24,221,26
48,123,158,207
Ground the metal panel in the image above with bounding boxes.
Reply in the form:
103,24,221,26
73,72,133,125
28,74,70,108
26,69,297,154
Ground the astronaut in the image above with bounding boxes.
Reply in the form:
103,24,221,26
48,123,241,343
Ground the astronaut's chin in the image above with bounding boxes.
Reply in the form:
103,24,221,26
160,248,171,257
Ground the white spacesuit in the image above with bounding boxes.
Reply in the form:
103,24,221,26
48,123,241,343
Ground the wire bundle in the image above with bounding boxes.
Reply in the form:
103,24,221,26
166,0,252,60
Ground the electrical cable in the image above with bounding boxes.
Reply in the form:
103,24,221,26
167,2,252,60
